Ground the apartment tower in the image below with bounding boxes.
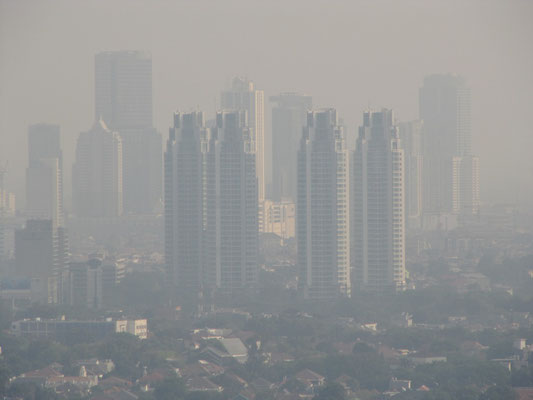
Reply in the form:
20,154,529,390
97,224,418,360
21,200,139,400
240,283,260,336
352,109,405,293
165,112,207,307
221,77,265,201
297,109,350,300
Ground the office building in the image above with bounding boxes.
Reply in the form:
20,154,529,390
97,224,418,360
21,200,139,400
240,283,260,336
398,120,424,228
25,124,64,227
95,51,161,214
72,119,123,218
206,110,258,295
14,220,68,304
270,93,312,202
419,74,478,216
297,109,350,300
165,112,207,305
352,109,405,293
67,257,122,309
221,77,265,201
69,259,103,309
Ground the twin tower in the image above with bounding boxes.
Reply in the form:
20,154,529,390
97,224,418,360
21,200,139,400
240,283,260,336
165,108,405,304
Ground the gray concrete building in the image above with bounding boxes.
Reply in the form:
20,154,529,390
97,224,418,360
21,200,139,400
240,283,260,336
297,109,350,300
72,119,123,218
419,74,479,218
95,51,162,214
270,93,312,202
25,124,64,228
165,112,207,307
352,109,405,293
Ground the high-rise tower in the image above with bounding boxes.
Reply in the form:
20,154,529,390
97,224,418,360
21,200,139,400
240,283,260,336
207,110,258,295
221,78,265,201
419,74,479,217
95,51,162,214
352,109,405,293
165,112,207,307
398,120,424,228
26,124,64,227
297,109,350,300
270,93,312,202
72,119,123,218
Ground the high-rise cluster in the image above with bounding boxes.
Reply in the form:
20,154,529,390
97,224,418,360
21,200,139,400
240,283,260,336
165,111,258,308
15,53,480,307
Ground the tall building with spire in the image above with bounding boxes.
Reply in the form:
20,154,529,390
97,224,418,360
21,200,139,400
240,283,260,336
297,109,350,300
221,77,265,201
270,93,312,202
165,112,207,309
25,124,64,227
352,109,405,293
72,119,123,218
419,74,479,218
94,51,162,214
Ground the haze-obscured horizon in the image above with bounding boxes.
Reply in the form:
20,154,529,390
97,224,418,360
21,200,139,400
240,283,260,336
1,0,532,209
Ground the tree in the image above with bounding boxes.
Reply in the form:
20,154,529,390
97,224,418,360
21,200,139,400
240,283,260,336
154,377,186,400
313,383,346,400
479,386,518,400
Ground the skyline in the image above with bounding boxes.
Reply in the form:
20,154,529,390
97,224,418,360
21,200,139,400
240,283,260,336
1,0,532,210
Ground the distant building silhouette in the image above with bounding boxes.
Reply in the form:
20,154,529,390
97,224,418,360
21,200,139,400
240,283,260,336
95,51,162,214
398,120,424,228
270,93,312,202
207,110,259,296
352,109,405,293
25,124,64,227
221,78,265,201
297,109,350,300
14,220,68,304
165,112,207,308
419,74,479,219
72,119,123,218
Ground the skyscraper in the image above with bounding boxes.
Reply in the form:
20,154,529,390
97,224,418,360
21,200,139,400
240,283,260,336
95,51,162,214
221,77,265,201
95,51,152,130
297,109,350,300
352,109,405,293
26,124,64,227
208,110,258,295
398,120,424,228
72,119,123,218
419,74,477,216
270,93,312,202
165,112,207,306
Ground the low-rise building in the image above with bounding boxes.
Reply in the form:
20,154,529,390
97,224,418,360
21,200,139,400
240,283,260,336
11,318,147,341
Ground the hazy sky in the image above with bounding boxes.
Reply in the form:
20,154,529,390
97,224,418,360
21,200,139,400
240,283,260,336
1,0,532,209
